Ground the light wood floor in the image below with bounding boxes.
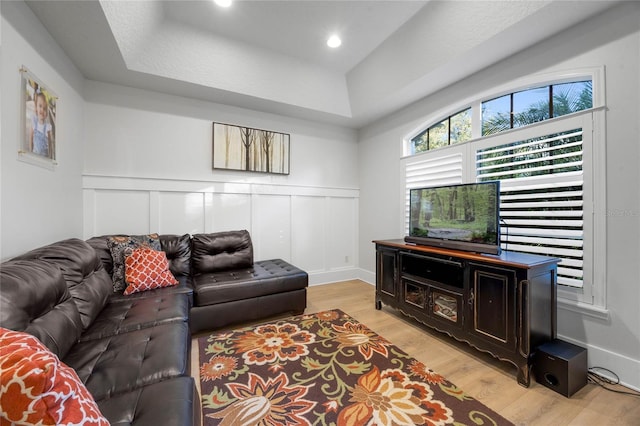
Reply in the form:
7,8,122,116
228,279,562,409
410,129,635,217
192,280,640,426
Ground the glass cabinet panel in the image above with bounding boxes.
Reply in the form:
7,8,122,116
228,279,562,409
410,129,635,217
432,291,458,322
428,288,464,329
404,281,426,308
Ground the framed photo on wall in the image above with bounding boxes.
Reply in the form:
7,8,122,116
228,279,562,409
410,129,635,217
213,122,290,175
19,66,57,169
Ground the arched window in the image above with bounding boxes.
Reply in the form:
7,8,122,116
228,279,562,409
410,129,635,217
409,80,593,154
410,108,472,154
482,80,592,136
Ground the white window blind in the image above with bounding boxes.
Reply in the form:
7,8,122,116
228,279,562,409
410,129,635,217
404,153,463,234
476,129,584,288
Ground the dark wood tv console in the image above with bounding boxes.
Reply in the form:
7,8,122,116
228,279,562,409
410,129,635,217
374,239,559,387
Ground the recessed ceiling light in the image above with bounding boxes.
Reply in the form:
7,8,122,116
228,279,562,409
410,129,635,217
214,0,232,7
327,35,342,48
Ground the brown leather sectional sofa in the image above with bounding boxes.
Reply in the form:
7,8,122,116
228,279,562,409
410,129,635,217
0,230,308,426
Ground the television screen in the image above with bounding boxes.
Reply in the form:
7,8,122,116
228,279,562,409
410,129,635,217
405,181,500,254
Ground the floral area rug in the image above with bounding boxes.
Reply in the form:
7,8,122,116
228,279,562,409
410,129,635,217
197,309,514,426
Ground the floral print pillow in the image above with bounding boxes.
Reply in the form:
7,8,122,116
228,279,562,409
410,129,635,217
107,234,161,292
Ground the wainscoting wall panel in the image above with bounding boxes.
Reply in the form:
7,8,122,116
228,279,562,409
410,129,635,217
158,192,206,235
291,196,327,274
210,193,252,233
93,190,151,236
327,197,357,270
252,194,292,262
83,175,359,284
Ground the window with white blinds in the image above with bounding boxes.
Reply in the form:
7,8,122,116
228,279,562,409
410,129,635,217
402,110,602,307
476,128,585,288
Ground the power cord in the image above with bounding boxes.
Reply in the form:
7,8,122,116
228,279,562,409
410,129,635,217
588,367,640,397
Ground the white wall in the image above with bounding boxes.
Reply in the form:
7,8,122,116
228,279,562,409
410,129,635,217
358,2,640,390
1,1,85,260
82,81,360,284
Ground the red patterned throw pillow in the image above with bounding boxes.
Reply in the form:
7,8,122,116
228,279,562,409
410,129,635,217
107,234,162,293
123,247,179,295
0,327,110,425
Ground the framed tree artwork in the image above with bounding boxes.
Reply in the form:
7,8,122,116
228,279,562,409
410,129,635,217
213,122,290,175
19,66,58,169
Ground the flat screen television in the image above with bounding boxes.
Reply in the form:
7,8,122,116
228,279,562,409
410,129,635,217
405,181,501,255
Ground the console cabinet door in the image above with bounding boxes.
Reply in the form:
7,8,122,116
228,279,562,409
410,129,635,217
376,247,398,308
469,264,517,351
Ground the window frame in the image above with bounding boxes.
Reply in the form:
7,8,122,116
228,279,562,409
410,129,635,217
401,67,607,317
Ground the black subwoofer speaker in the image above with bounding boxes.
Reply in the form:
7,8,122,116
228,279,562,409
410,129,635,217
534,339,587,397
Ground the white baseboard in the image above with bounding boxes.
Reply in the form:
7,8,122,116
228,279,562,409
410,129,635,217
308,268,359,286
558,335,640,392
307,268,375,287
358,268,375,286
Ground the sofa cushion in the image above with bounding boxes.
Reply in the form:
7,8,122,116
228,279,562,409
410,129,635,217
0,327,109,426
193,259,308,306
124,247,179,295
63,322,191,400
79,293,190,342
108,234,162,293
0,259,83,358
12,238,113,331
191,230,253,273
88,234,192,279
96,377,200,426
86,235,115,275
108,274,194,307
160,234,192,276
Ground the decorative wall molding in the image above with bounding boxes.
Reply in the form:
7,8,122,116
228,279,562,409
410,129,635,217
83,174,359,198
83,174,360,285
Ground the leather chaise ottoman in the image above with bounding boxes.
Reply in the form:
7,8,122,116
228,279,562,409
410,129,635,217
189,231,308,333
191,258,308,332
